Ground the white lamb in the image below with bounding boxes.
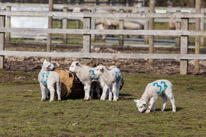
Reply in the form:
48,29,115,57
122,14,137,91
134,79,176,113
69,61,99,100
38,60,61,102
94,65,122,101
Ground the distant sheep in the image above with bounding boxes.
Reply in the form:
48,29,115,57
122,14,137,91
69,61,99,100
94,65,122,101
134,79,176,113
96,19,144,40
38,60,61,102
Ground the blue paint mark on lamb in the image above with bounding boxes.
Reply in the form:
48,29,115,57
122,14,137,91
41,71,50,85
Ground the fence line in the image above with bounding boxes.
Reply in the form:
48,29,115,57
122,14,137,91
1,51,206,60
0,28,206,36
0,0,205,74
1,2,206,13
0,11,204,19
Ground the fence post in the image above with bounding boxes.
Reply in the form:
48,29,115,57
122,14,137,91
119,9,124,47
47,0,53,61
194,0,201,73
200,17,204,47
83,17,91,53
63,6,68,44
149,0,155,64
91,8,96,42
6,6,11,43
175,22,181,48
144,20,149,44
0,15,5,69
180,18,189,75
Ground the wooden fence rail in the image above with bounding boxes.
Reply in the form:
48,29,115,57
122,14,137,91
1,3,206,13
1,28,206,36
0,11,204,19
0,1,205,74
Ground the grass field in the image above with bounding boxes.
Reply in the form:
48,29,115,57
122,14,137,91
0,69,206,137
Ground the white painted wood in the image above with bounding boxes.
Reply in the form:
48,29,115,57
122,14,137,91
0,3,206,13
0,28,206,36
0,11,204,19
1,51,206,60
0,15,5,69
83,17,91,53
180,18,189,75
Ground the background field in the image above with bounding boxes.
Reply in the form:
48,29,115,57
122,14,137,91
0,69,206,137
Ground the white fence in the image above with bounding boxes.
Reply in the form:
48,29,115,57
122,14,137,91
0,1,205,74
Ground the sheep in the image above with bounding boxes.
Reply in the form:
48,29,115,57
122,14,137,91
134,79,176,113
90,81,102,99
38,60,61,102
69,61,99,100
94,65,122,101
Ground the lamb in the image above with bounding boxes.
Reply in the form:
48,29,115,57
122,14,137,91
134,79,176,113
94,65,122,101
38,60,61,102
69,61,99,100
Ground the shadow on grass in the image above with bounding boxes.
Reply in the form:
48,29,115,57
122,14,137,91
155,107,183,112
119,93,136,100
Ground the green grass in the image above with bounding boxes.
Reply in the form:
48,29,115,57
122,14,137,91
0,70,206,136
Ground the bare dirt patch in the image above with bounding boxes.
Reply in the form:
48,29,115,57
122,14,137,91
4,56,206,75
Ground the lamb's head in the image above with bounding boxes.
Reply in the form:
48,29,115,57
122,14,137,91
94,65,106,77
134,99,146,113
42,59,54,71
69,61,81,73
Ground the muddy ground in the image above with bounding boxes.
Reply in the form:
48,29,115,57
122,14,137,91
4,56,206,75
4,43,206,75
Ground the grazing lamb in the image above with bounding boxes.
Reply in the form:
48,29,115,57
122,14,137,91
38,60,61,102
134,79,176,113
69,61,99,100
94,65,122,101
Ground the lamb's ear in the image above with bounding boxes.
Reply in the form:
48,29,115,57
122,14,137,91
133,99,139,103
43,59,47,63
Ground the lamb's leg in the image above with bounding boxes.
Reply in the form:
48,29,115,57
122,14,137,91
112,83,118,101
152,103,156,112
48,86,55,102
56,81,61,101
161,95,168,111
108,88,112,101
84,84,91,100
165,87,176,112
100,86,108,101
115,80,122,100
40,83,47,101
169,97,176,112
45,87,49,100
145,97,157,113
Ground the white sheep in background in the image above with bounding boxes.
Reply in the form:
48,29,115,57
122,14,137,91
94,65,122,101
38,60,61,102
134,79,176,113
69,61,99,100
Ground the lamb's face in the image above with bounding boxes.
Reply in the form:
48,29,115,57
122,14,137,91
94,66,105,77
134,99,146,113
42,60,54,71
69,61,80,72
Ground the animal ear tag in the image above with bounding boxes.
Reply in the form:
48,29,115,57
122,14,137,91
133,99,139,103
141,101,146,105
